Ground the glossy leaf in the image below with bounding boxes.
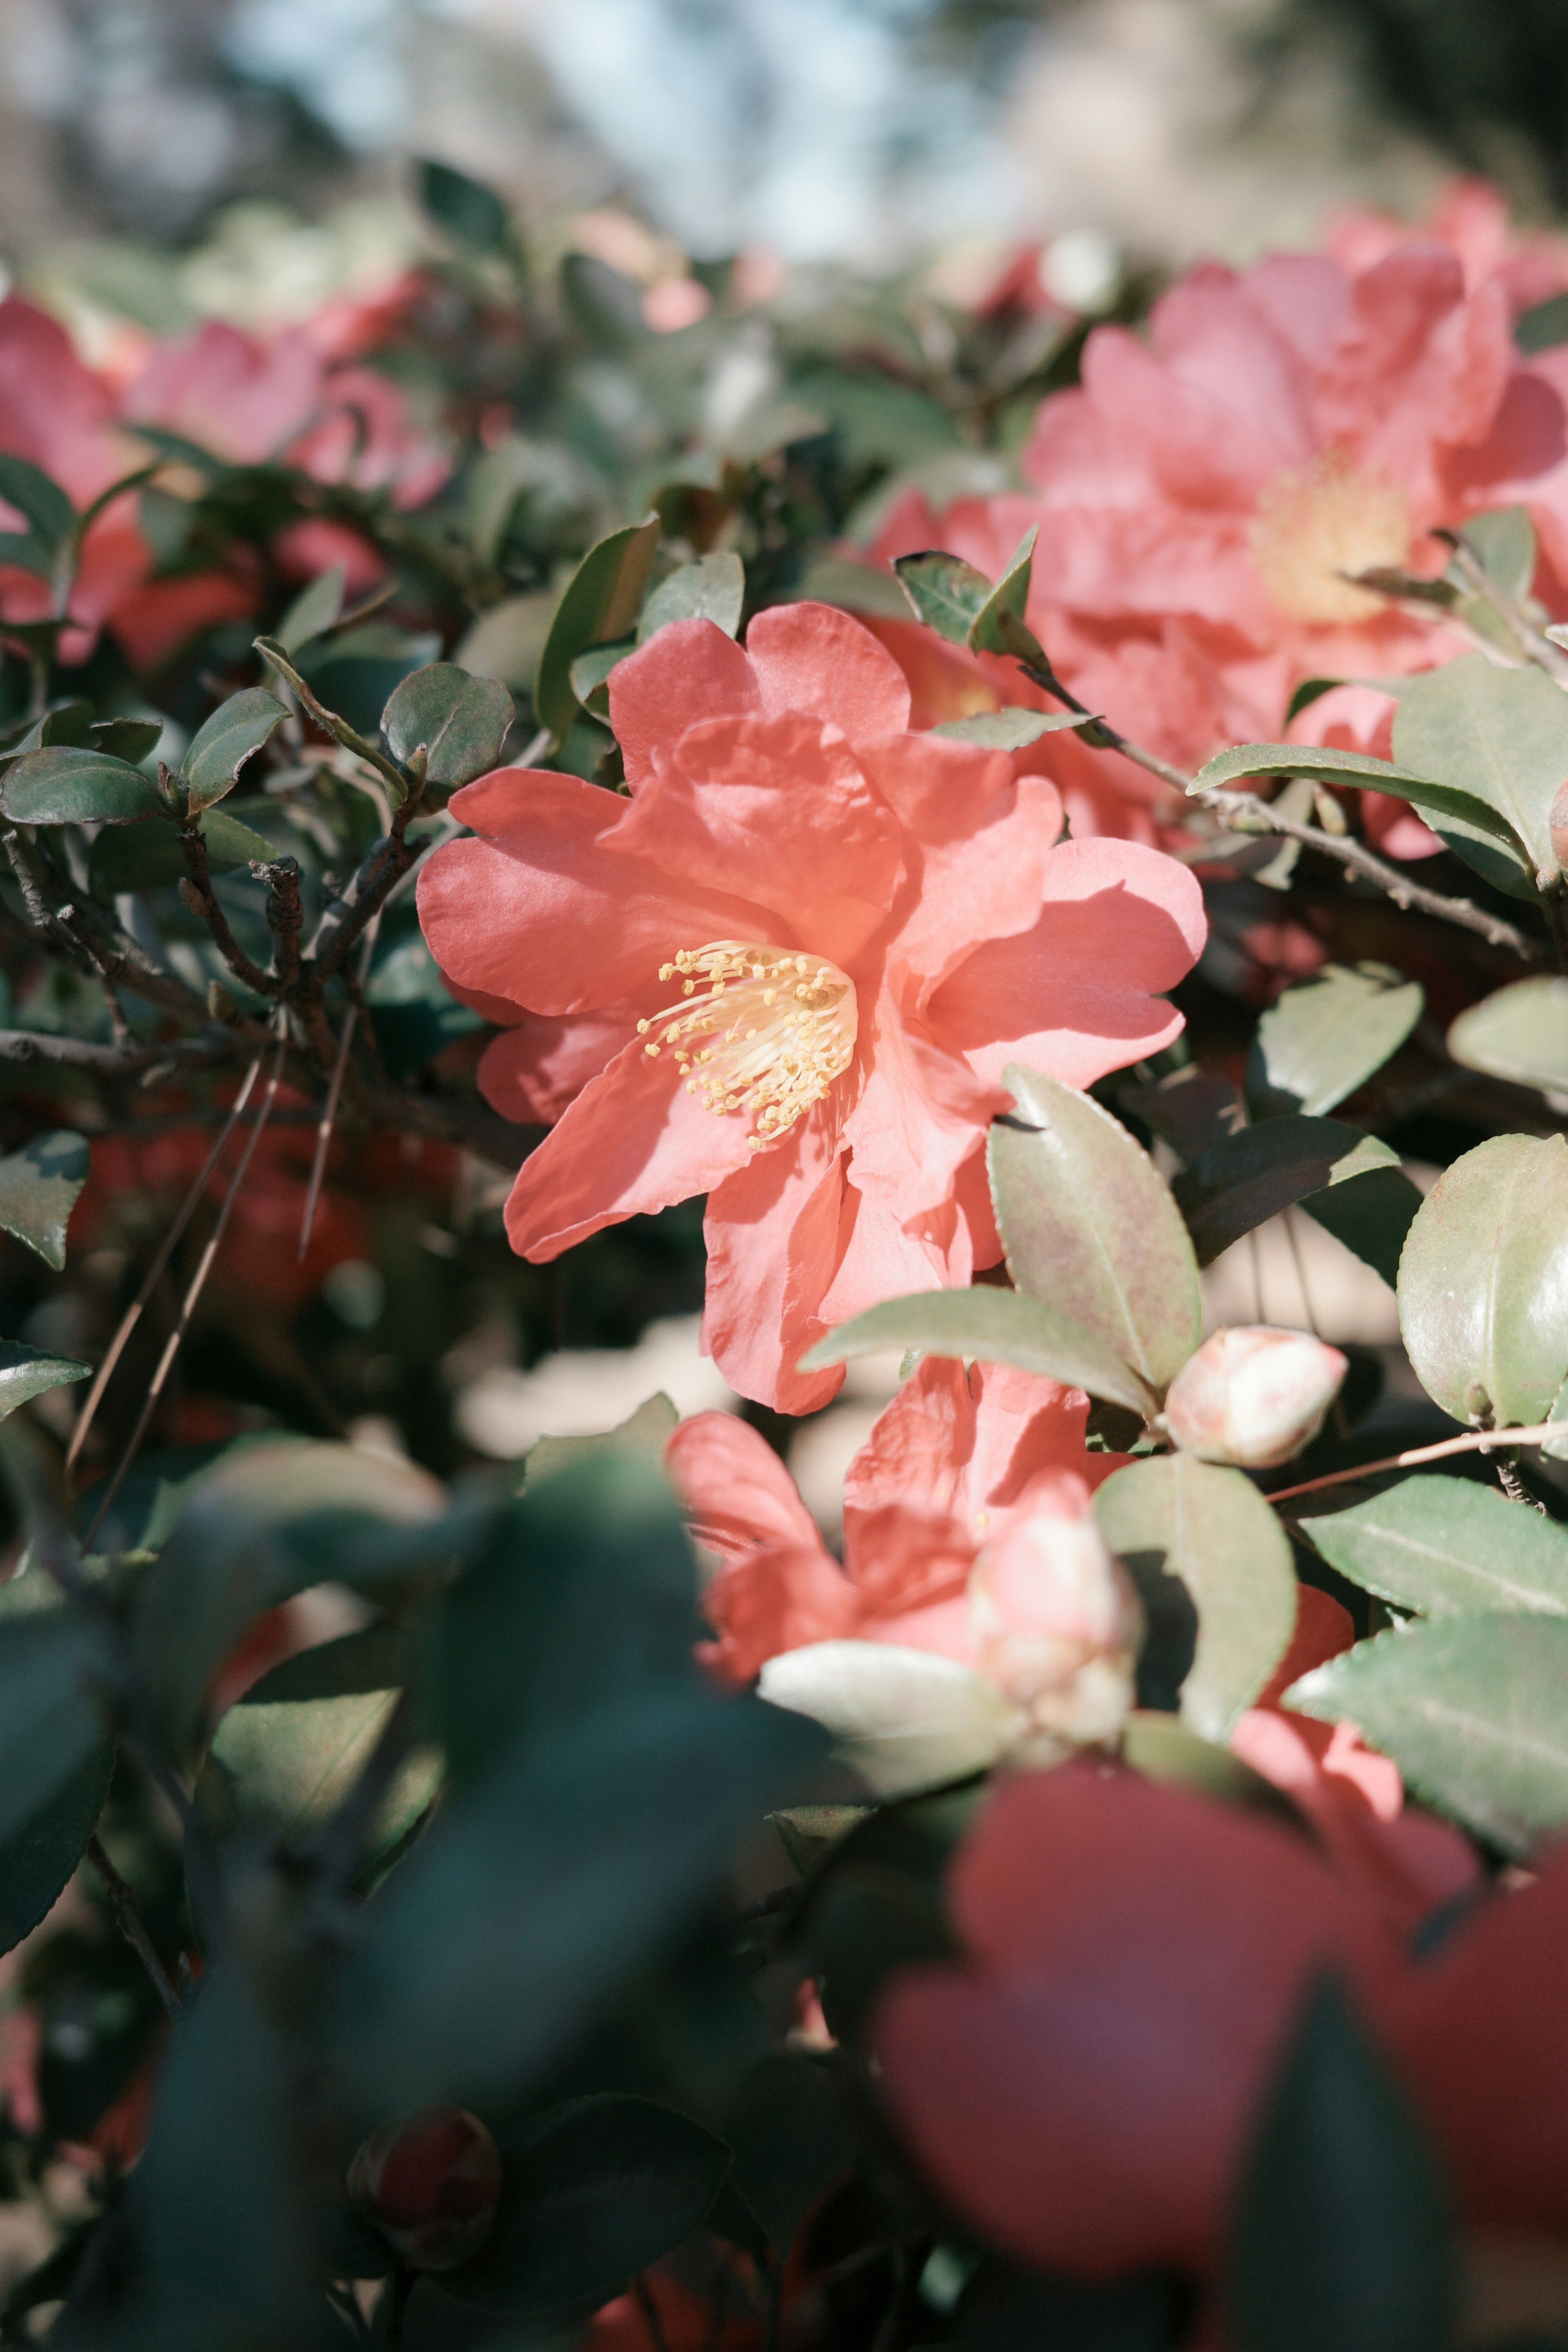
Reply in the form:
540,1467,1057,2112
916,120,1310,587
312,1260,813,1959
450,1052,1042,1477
637,550,745,642
1191,740,1527,856
1286,1616,1568,1856
90,715,164,764
0,1594,112,1851
1117,1067,1245,1163
1172,1118,1408,1267
381,662,514,788
88,805,273,894
0,697,92,768
968,526,1039,656
417,157,511,251
893,548,992,644
1094,1456,1297,1742
440,2095,729,2313
0,745,163,824
0,1339,89,1421
1393,649,1568,884
330,1684,824,2114
1229,1976,1454,2352
988,1065,1201,1389
1447,976,1568,1096
1299,1473,1568,1618
181,687,287,812
1397,1134,1568,1431
534,514,662,742
724,2056,858,2258
0,1131,89,1271
759,1641,1016,1798
931,707,1092,748
799,1286,1158,1418
273,561,346,656
0,1740,112,1958
1247,962,1424,1117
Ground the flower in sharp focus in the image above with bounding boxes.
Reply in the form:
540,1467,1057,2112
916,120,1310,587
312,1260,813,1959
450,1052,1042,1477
1163,1325,1349,1468
417,603,1205,1411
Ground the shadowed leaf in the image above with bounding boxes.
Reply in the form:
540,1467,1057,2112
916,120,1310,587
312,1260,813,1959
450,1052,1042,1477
0,1131,89,1270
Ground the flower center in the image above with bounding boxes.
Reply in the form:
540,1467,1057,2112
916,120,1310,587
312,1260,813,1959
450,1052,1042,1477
1250,449,1412,626
637,940,858,1147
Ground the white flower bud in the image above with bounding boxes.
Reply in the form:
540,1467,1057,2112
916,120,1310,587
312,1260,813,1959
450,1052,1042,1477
966,1498,1143,1752
1163,1325,1348,1468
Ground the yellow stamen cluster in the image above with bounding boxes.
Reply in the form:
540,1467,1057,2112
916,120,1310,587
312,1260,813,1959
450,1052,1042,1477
1251,448,1412,626
637,940,857,1148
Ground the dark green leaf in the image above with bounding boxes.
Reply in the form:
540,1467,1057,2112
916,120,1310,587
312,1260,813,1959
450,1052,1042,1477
968,526,1039,657
724,2056,858,2258
331,1685,824,2115
1286,1615,1568,1855
1299,1165,1424,1290
0,1339,89,1421
1393,650,1568,884
1172,1118,1405,1266
1229,1977,1454,2352
799,1286,1158,1418
0,1586,112,1851
1116,1067,1245,1164
441,2096,730,2313
1191,740,1528,858
0,1740,112,1958
1298,1473,1568,1618
931,708,1092,748
568,639,633,721
637,552,745,643
535,515,662,743
296,623,444,743
791,555,913,622
0,1131,89,1271
0,745,163,825
417,157,511,251
1457,505,1535,599
88,804,273,894
1396,1133,1568,1431
364,933,485,1078
988,1065,1201,1389
0,454,75,562
273,561,345,656
0,698,93,769
381,662,513,788
1447,976,1568,1095
1094,1456,1296,1741
180,686,287,812
893,549,993,644
1248,962,1424,1117
90,716,164,764
796,1862,954,2044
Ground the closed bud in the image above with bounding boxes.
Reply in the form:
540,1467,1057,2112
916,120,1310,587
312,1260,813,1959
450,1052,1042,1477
1164,1325,1348,1468
207,979,238,1024
967,1479,1142,1751
177,877,203,918
1550,777,1568,877
347,2105,501,2272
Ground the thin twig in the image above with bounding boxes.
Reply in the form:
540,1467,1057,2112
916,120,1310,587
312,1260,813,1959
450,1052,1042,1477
0,1028,236,1074
1267,1417,1568,1504
257,856,303,991
298,928,376,1261
65,1055,265,1484
178,822,273,996
86,1835,182,2021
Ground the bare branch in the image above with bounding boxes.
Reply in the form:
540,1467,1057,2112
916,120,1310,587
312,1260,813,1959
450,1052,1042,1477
178,822,274,996
257,855,303,991
87,1834,183,2021
1268,1416,1568,1503
0,1026,237,1074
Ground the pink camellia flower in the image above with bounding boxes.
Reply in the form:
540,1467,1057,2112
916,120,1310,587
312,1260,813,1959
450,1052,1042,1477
417,604,1205,1412
874,1761,1568,2280
1163,1324,1348,1467
1327,175,1568,320
347,2105,502,2272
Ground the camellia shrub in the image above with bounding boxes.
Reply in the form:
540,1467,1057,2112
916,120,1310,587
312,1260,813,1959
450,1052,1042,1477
0,160,1566,2349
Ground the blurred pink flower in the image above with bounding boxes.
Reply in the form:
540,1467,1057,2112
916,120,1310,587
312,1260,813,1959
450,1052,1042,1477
417,603,1205,1410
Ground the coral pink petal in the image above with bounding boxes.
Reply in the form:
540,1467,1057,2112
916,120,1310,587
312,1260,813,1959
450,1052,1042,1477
664,1411,823,1559
1256,1583,1357,1708
698,1542,862,1686
745,601,911,739
703,1111,846,1415
502,1033,757,1260
607,618,762,794
477,1002,646,1125
840,991,1007,1223
817,1180,959,1331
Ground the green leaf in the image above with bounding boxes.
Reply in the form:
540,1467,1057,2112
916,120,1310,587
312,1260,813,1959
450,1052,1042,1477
967,526,1039,657
519,1389,678,1487
1116,1067,1245,1164
1171,1118,1408,1267
800,1286,1158,1419
0,454,75,568
1298,1473,1568,1618
1447,976,1568,1096
1458,504,1536,599
0,1339,89,1422
1229,1976,1455,2352
1248,962,1425,1117
1094,1456,1297,1742
1393,650,1568,884
457,590,557,689
931,708,1092,748
91,715,164,764
792,555,913,623
0,1741,112,1958
760,1641,1016,1797
567,638,633,722
416,157,511,252
893,548,993,644
724,2056,858,2258
0,697,93,769
180,686,287,812
330,1686,824,2115
130,1439,446,1760
534,515,662,744
1285,1616,1568,1856
88,805,273,894
0,1586,112,1853
273,561,345,657
1396,1133,1568,1431
439,2096,730,2314
1191,740,1528,858
1299,1165,1425,1291
988,1065,1201,1390
0,1131,89,1271
0,745,163,825
381,662,513,788
200,1626,439,1865
637,551,745,643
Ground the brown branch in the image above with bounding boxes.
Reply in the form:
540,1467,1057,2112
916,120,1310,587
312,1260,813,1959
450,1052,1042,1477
1267,1416,1568,1503
305,802,430,982
178,823,274,996
256,855,303,990
87,1834,183,2020
0,1027,236,1073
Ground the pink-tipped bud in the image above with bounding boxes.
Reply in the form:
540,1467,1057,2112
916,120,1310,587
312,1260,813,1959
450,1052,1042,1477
1164,1326,1348,1468
967,1478,1142,1749
347,2106,502,2272
1551,777,1568,878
